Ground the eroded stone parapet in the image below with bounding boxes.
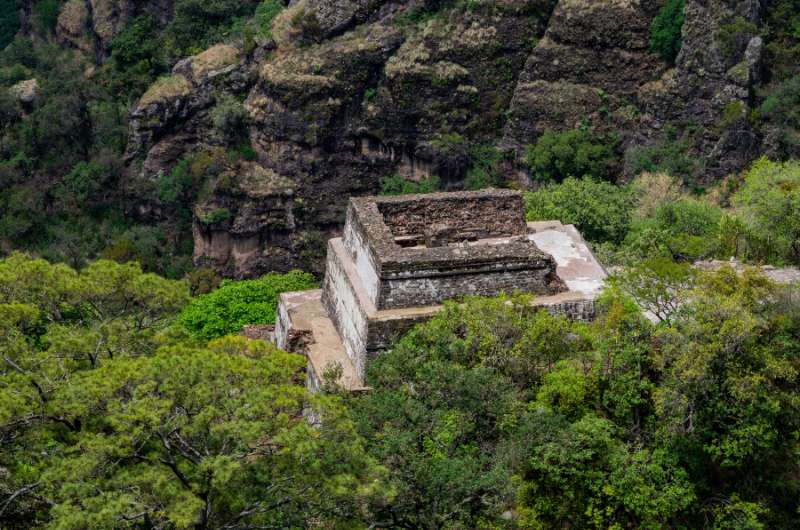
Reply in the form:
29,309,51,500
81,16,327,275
275,289,367,392
340,189,567,310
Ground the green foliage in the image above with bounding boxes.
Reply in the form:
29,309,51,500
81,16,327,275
611,257,695,324
105,16,167,101
731,157,800,264
32,0,59,34
717,16,758,63
524,128,619,182
211,94,249,144
395,4,439,29
0,0,19,50
760,0,800,82
624,198,724,261
198,206,233,224
349,271,800,528
57,160,108,210
524,177,633,244
380,174,441,195
757,75,800,157
0,255,383,527
2,254,800,528
158,158,194,204
164,0,260,59
465,144,504,190
650,0,685,63
349,294,584,528
253,0,284,41
179,270,317,340
628,130,699,182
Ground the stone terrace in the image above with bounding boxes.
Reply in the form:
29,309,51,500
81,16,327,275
274,190,607,391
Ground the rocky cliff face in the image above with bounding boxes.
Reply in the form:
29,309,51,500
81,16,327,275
123,0,767,278
52,0,172,60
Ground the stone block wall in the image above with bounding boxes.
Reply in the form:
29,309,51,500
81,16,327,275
377,190,527,239
378,266,566,308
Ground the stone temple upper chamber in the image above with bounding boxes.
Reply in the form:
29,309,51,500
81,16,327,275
272,189,607,391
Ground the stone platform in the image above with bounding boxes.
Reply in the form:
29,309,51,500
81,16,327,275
274,190,606,391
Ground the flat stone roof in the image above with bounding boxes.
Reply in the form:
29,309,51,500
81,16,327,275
346,189,559,277
527,221,607,297
277,289,367,391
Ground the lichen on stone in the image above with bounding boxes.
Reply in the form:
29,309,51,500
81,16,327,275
138,75,193,107
190,44,241,78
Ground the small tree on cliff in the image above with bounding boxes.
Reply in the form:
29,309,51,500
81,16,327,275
650,0,685,64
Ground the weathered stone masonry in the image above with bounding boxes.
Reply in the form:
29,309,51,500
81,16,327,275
274,190,607,390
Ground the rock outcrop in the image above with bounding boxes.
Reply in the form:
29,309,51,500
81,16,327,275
122,0,769,278
54,0,173,60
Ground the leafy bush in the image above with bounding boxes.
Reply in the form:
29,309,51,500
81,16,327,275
106,16,167,100
757,75,800,157
524,177,633,244
211,94,249,143
760,0,800,82
164,0,260,59
380,174,440,195
198,207,233,224
524,129,619,182
717,16,758,63
32,0,60,34
732,157,800,264
179,270,317,340
464,144,504,190
630,171,682,219
628,131,699,182
624,198,723,261
58,160,108,209
253,0,284,41
0,0,19,50
650,0,685,64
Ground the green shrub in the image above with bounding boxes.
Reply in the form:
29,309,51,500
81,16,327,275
106,16,166,100
650,0,685,64
211,94,249,143
158,158,194,204
395,4,438,28
32,0,60,34
524,129,619,182
199,207,233,225
179,270,317,340
59,160,107,208
717,16,758,62
732,157,800,264
524,177,632,244
757,75,800,157
164,0,260,59
628,132,699,182
465,144,504,190
760,0,800,82
624,198,723,261
380,174,440,195
0,0,20,50
254,0,284,41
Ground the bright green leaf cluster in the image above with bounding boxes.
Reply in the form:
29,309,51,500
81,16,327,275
179,270,317,340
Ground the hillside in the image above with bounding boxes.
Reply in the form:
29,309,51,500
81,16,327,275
2,1,800,528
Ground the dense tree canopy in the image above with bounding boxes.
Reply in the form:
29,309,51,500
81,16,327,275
1,242,800,529
0,255,383,528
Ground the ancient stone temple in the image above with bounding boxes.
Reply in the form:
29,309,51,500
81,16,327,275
274,189,606,391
